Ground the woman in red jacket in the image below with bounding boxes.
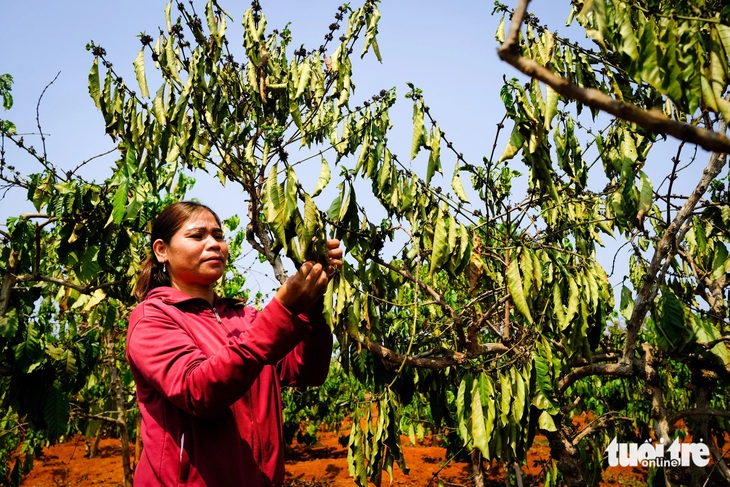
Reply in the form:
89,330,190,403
127,201,342,486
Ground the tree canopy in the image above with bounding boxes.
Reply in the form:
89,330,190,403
1,0,730,486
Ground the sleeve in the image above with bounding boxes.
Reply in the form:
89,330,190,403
277,299,334,387
127,298,309,419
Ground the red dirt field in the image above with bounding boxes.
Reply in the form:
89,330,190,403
18,423,646,487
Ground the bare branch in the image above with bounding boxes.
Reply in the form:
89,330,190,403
13,274,126,295
571,412,633,445
345,327,508,370
558,362,633,392
669,407,730,424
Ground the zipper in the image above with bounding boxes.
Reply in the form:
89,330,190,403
179,432,185,464
178,432,189,482
212,306,222,324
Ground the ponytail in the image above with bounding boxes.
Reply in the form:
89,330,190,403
133,256,171,301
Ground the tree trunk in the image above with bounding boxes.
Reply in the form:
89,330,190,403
513,462,524,487
134,415,142,472
106,329,134,487
470,449,485,487
0,250,19,317
543,425,586,487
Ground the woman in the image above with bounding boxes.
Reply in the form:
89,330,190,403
126,201,342,487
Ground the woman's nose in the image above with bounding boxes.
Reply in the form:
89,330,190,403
205,235,221,248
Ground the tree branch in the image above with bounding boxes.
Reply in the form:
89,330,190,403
13,274,126,294
496,0,730,154
621,109,728,364
571,412,633,445
558,362,633,392
345,329,508,370
369,254,467,346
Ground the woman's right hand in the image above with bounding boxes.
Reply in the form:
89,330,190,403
274,261,329,314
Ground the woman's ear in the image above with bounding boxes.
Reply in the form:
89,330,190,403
152,239,168,264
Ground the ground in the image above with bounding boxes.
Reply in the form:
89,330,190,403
18,420,646,486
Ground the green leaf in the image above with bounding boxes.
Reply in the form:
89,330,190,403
507,258,533,324
538,411,557,432
456,374,472,443
348,412,369,486
110,180,129,225
0,308,19,340
285,167,298,218
46,344,78,375
495,15,506,42
14,321,42,372
301,193,320,259
511,368,527,423
0,73,13,110
378,149,393,193
327,183,344,221
692,315,730,367
655,289,692,353
711,244,730,279
533,354,555,409
206,0,220,39
565,275,579,325
44,381,70,440
471,374,490,456
499,372,511,425
619,286,634,320
263,163,287,248
361,6,382,61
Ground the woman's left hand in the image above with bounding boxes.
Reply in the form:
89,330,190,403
324,239,343,278
274,239,344,314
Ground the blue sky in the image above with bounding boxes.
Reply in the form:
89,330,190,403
0,1,576,215
5,1,634,295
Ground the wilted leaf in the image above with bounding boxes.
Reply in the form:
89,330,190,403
507,258,534,324
313,157,331,197
133,47,150,99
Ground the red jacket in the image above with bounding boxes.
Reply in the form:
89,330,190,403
126,286,333,486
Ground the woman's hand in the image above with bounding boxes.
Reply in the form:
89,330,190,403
275,239,343,314
324,238,343,277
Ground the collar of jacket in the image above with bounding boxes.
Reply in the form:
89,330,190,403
145,286,242,308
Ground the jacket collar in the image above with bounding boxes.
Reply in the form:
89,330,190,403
145,286,239,307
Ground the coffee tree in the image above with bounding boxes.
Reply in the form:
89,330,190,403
2,0,730,486
0,74,249,486
85,0,730,485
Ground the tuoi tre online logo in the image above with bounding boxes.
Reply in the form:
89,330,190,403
606,437,710,468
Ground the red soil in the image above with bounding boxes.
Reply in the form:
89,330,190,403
19,424,645,487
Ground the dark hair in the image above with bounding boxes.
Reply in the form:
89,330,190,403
133,201,222,300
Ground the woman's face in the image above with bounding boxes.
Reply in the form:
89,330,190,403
153,210,229,292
